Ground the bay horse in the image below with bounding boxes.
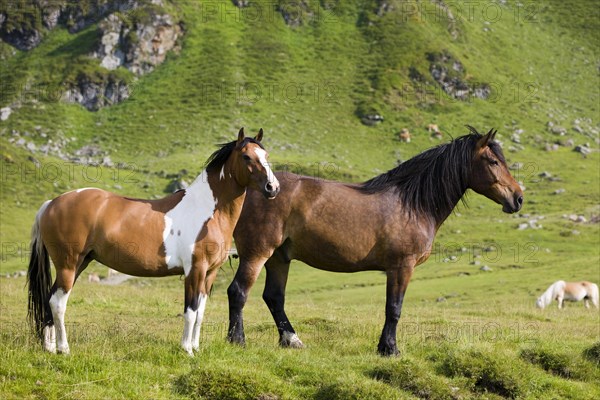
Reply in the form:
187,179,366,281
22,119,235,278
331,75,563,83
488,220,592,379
227,127,524,356
536,281,599,309
27,128,280,355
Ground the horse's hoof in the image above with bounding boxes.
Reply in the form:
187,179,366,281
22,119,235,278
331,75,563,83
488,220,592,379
377,344,399,357
227,334,246,346
181,342,195,356
43,326,56,353
44,343,57,354
56,346,70,355
280,332,304,349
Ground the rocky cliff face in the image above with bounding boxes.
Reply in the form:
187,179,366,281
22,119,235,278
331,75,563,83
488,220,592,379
93,11,182,76
0,0,183,111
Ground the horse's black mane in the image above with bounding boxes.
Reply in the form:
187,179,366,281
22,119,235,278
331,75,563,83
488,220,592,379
358,126,505,222
204,138,264,173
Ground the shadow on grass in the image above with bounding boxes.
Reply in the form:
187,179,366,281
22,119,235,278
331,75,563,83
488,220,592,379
47,28,101,58
583,341,600,366
436,348,525,399
521,344,599,381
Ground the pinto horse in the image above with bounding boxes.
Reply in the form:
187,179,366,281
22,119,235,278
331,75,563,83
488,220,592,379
536,281,599,309
227,127,524,356
27,128,280,355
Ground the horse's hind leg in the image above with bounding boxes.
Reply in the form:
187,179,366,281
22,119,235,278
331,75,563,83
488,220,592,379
49,267,76,354
43,255,92,354
378,260,416,356
47,252,91,354
263,255,303,349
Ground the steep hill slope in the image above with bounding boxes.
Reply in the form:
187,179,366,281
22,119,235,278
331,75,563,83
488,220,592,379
1,0,598,271
1,0,598,273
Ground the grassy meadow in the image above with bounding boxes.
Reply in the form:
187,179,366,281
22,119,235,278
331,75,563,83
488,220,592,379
1,0,599,398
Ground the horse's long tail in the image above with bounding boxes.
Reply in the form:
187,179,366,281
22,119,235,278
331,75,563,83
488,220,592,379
27,200,53,341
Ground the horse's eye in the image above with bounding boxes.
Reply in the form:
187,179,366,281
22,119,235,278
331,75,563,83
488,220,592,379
242,155,251,162
490,159,499,166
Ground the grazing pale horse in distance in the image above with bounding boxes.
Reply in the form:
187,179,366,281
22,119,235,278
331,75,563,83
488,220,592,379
27,128,279,355
536,281,599,309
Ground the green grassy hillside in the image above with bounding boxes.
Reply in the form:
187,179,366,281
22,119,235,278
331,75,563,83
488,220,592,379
1,0,599,398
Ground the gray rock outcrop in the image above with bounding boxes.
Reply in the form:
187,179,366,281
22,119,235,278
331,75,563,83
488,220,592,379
92,11,182,76
427,51,490,101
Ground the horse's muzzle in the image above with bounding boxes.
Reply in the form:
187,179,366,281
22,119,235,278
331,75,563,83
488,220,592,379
502,193,523,213
264,181,280,199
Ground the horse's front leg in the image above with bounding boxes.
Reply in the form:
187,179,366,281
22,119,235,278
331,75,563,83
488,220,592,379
190,293,208,352
191,268,219,351
227,256,270,346
377,261,415,356
181,265,207,356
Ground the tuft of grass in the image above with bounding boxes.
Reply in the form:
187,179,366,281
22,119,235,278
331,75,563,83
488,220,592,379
369,357,459,399
437,348,526,399
174,365,284,400
520,346,582,379
313,378,404,400
583,342,600,366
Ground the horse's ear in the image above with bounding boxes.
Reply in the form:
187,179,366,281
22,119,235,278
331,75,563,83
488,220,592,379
237,127,245,145
254,128,263,142
476,128,496,149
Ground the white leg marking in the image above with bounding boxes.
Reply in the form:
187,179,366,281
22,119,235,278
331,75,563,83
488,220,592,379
49,289,71,354
181,308,198,356
280,331,304,349
192,294,208,350
163,170,217,277
43,325,56,353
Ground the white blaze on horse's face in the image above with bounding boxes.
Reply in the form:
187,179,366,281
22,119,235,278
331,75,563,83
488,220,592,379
163,170,217,276
253,147,279,198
